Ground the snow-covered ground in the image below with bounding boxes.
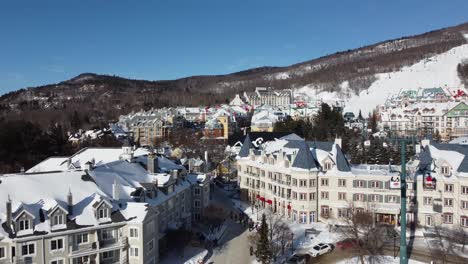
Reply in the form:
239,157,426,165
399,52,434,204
336,255,425,264
231,199,342,251
160,246,207,264
296,43,468,114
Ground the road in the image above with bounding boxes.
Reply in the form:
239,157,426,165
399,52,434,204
205,185,254,264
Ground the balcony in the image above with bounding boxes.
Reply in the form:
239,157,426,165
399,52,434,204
69,236,128,258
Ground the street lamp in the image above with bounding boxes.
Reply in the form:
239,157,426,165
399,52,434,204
290,232,294,253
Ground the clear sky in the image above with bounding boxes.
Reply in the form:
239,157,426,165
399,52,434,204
1,0,467,95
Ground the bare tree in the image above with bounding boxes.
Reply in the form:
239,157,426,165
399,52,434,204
447,226,468,253
336,202,391,264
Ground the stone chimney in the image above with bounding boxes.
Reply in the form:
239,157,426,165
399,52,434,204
6,195,12,228
112,180,120,201
334,138,342,148
147,153,158,174
67,189,73,215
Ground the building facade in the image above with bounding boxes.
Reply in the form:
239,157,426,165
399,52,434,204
237,134,468,230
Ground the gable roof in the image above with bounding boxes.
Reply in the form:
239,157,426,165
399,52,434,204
291,141,320,170
238,134,253,158
335,145,351,172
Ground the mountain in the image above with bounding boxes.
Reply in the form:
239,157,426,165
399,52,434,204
1,22,468,128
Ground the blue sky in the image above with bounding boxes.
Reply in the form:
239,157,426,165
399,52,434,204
1,0,467,94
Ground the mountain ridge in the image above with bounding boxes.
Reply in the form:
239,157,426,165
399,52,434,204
1,22,468,128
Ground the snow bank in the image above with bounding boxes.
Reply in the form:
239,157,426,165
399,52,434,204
336,255,425,264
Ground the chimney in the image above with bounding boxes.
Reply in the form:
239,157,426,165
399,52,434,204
67,189,73,215
204,151,210,172
112,180,120,201
66,158,71,169
147,153,158,173
334,138,342,148
20,167,25,174
84,161,93,171
6,195,12,228
152,176,158,187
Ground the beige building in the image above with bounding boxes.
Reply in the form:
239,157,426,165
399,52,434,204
237,134,468,229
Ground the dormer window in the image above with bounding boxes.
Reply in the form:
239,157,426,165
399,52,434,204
324,162,332,171
98,207,109,219
18,219,31,231
52,214,65,226
441,166,450,175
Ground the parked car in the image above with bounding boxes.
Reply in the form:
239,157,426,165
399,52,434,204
308,243,333,257
286,253,311,264
336,238,360,249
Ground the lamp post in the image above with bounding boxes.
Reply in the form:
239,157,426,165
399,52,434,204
290,232,294,253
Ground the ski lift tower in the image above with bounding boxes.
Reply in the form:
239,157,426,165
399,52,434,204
392,136,417,264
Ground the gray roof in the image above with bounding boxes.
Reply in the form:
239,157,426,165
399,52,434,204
284,140,333,152
238,134,253,158
280,133,303,141
292,141,320,170
418,146,433,172
430,143,468,173
335,145,351,172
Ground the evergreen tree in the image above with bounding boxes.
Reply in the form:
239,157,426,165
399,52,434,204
255,214,272,264
357,110,363,120
369,111,378,133
70,110,81,130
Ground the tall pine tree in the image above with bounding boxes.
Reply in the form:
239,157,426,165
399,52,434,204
256,214,273,264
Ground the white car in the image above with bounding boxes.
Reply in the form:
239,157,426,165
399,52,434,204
308,243,333,257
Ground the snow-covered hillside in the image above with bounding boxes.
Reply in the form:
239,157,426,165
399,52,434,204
296,42,468,115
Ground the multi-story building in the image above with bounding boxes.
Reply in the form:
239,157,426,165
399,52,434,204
244,87,292,107
1,144,210,264
237,134,468,229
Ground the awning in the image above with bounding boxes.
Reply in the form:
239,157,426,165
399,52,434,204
256,194,260,199
266,199,272,204
260,197,265,202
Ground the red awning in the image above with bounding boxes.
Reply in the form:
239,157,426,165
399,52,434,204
287,204,291,210
260,197,265,202
266,199,273,204
256,194,260,199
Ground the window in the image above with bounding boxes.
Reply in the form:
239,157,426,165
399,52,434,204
0,247,5,259
355,180,365,188
129,227,139,238
444,198,453,207
101,229,114,240
445,184,454,192
321,192,329,200
338,209,349,218
292,178,297,186
18,219,30,231
148,239,154,251
338,179,346,187
321,179,329,186
423,197,433,205
338,192,346,200
194,187,201,195
309,192,316,200
76,233,89,244
462,217,468,227
324,162,332,171
51,259,64,264
292,192,297,200
461,201,468,209
441,166,450,175
370,181,381,189
299,180,307,187
98,207,109,219
50,238,64,251
102,251,114,260
462,186,468,195
52,214,64,226
443,214,453,224
369,194,380,202
194,200,201,208
299,193,307,200
320,206,329,217
387,195,398,203
355,193,365,201
130,247,139,258
21,242,35,256
309,179,316,187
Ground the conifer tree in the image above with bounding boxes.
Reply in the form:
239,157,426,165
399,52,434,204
256,214,272,264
